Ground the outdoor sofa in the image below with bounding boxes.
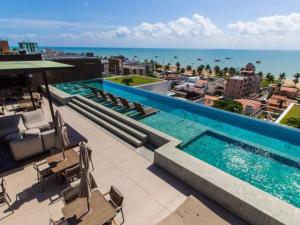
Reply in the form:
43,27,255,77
0,109,56,161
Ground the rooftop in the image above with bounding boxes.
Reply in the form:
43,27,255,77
0,99,246,225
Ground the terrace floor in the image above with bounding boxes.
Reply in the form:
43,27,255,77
0,99,247,225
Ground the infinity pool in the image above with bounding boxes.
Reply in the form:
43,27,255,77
54,80,300,207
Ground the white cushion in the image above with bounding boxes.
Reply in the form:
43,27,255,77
0,115,26,139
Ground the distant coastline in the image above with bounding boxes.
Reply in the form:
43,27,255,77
45,47,300,78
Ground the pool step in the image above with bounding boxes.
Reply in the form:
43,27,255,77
68,100,147,147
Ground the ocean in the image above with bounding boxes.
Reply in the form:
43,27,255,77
46,47,300,78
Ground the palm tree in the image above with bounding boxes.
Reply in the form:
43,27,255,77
286,117,300,128
257,71,263,78
266,73,275,83
192,69,196,75
176,62,181,73
228,67,236,75
223,67,229,74
278,73,286,81
186,65,192,71
180,68,185,74
213,65,221,76
294,73,300,87
165,64,170,70
205,64,211,71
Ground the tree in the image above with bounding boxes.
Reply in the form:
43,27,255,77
165,64,170,70
294,73,300,87
121,78,133,86
186,65,192,71
213,65,221,76
228,67,237,75
205,64,211,71
176,62,181,73
180,68,185,74
286,117,300,129
197,65,205,75
266,73,275,83
257,71,264,78
223,67,229,74
278,73,286,81
192,69,196,75
213,99,243,114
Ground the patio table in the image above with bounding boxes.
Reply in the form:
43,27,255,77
62,190,116,225
46,149,79,177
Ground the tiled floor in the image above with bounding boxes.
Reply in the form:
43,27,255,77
0,102,247,225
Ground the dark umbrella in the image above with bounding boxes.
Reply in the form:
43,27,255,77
78,142,92,212
54,110,69,159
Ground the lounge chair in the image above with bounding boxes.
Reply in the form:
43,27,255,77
104,186,125,225
133,102,159,116
107,93,122,106
119,97,135,110
49,218,68,225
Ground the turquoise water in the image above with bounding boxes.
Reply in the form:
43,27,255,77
54,80,300,207
48,47,300,78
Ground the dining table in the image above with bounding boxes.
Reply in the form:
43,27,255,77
62,190,117,225
46,148,80,182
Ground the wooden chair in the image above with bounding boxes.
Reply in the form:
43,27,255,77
61,165,81,185
33,161,54,191
61,173,97,205
133,102,159,116
104,186,124,224
0,178,13,212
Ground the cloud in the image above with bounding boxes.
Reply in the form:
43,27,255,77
114,14,222,38
0,18,114,31
228,13,300,36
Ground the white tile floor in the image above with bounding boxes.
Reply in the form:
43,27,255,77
0,102,247,225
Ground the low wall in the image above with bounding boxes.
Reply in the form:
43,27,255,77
105,80,300,146
136,80,171,95
154,146,300,225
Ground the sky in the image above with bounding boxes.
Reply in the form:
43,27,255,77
1,0,300,49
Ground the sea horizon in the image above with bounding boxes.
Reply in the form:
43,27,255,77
42,46,300,78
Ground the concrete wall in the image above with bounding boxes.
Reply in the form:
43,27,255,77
32,57,102,85
136,80,172,95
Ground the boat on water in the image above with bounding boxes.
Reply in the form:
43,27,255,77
225,57,232,60
215,59,221,62
197,58,202,61
174,56,178,58
256,60,261,64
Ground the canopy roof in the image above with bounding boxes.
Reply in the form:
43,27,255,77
0,60,74,74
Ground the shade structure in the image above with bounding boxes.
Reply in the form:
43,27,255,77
0,60,74,122
54,110,69,159
79,142,92,212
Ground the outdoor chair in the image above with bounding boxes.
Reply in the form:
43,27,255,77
119,97,135,110
49,218,68,225
0,178,13,212
133,102,159,116
61,164,81,185
104,186,124,224
61,173,97,205
33,160,55,191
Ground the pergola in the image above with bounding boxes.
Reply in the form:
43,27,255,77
0,60,74,121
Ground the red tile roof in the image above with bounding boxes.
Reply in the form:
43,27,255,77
280,87,298,93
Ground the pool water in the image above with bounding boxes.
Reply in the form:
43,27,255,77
54,80,300,207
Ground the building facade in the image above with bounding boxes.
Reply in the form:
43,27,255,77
224,63,260,99
0,40,10,54
18,42,39,54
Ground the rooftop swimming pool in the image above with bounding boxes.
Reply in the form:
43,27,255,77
54,79,300,208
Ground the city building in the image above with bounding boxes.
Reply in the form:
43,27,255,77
224,63,260,99
198,95,220,106
108,57,123,75
267,95,289,108
235,98,262,114
278,86,299,99
18,41,39,54
0,40,10,54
